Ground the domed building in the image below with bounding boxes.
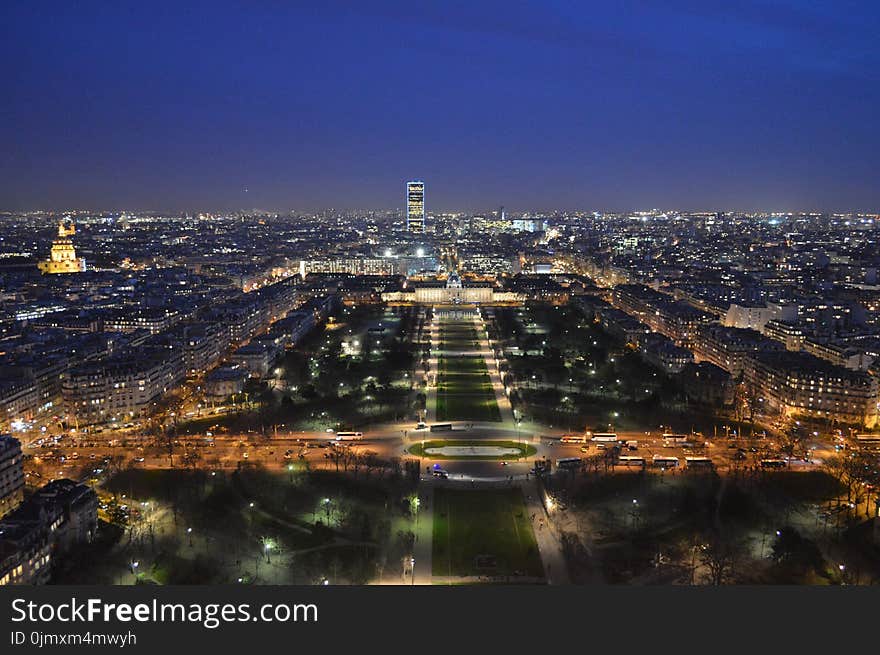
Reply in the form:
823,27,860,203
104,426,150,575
37,221,87,274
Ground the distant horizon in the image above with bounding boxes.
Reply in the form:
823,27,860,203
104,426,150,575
2,204,880,217
3,2,880,212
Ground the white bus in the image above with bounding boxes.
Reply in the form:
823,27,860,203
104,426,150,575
652,455,679,469
590,432,618,443
335,431,364,440
662,433,689,446
617,455,645,467
855,434,880,450
685,456,714,470
556,457,582,469
559,434,588,444
760,458,787,469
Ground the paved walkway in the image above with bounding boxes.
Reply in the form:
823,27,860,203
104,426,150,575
473,314,516,424
523,477,570,585
412,483,434,585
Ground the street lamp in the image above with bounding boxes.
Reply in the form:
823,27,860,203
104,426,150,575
187,527,193,547
262,537,275,564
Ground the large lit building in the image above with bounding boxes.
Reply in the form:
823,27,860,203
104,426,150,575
382,273,522,304
299,257,397,276
0,479,97,586
406,180,425,233
0,435,24,519
62,351,186,424
745,351,879,427
37,221,86,274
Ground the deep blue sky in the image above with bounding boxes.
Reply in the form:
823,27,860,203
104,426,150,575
2,1,879,212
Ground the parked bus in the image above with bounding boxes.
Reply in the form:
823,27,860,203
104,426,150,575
760,458,787,469
652,455,679,468
855,434,880,450
685,456,714,470
430,423,454,432
335,431,364,440
590,432,618,443
556,457,582,469
617,455,645,467
559,434,587,444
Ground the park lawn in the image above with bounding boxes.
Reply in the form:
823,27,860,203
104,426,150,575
436,393,501,421
432,488,543,578
435,320,501,421
440,340,478,354
440,324,480,351
438,357,494,393
439,355,490,375
436,355,501,421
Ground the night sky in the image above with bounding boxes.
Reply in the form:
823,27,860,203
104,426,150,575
2,1,879,212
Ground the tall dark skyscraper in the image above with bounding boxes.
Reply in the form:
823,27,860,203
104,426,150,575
406,180,425,233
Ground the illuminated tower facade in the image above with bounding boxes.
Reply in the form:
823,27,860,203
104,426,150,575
406,180,425,233
37,220,87,274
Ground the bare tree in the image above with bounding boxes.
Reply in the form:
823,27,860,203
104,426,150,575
699,531,743,585
826,453,864,505
778,429,806,465
182,449,201,470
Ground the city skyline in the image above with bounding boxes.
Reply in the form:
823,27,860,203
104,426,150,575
1,1,879,597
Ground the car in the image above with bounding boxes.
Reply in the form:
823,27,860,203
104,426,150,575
133,457,145,463
500,461,509,466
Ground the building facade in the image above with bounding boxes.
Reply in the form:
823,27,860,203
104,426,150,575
0,435,24,519
406,180,425,233
744,351,879,427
